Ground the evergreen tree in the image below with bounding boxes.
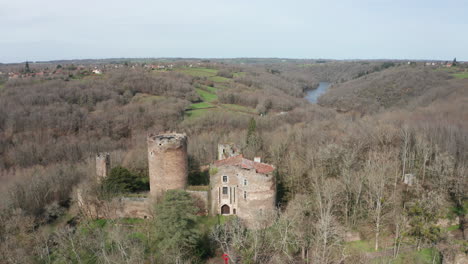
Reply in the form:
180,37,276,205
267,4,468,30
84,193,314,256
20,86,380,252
245,117,263,158
246,117,257,145
101,166,147,194
154,190,200,263
24,61,31,73
453,57,457,66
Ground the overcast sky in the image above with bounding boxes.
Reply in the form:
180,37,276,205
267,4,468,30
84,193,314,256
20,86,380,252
1,0,467,63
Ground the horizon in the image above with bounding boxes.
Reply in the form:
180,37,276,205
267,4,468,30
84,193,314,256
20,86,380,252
1,0,467,63
1,56,465,65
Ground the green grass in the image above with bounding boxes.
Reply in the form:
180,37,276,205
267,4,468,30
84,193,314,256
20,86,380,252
197,215,234,230
445,224,460,232
377,248,441,264
189,102,214,109
179,67,218,77
196,88,218,102
185,108,217,120
452,72,468,79
233,72,246,78
209,76,231,83
346,240,376,253
200,85,217,93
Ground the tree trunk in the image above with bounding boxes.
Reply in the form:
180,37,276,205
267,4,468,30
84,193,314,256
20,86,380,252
375,201,382,251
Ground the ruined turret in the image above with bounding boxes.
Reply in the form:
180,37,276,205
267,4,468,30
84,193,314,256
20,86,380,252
147,133,188,199
96,152,110,181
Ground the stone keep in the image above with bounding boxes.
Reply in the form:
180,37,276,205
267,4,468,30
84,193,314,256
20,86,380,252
147,133,188,198
96,152,110,181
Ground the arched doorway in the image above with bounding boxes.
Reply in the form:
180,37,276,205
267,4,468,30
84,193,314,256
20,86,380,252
221,204,230,215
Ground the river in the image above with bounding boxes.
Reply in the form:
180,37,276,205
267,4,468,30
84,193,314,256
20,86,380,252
305,82,331,103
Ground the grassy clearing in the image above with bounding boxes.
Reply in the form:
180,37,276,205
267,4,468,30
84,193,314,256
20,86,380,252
185,108,218,120
221,104,257,114
200,85,217,93
445,224,460,232
179,67,218,77
452,72,468,79
197,215,234,230
346,240,376,253
233,72,246,78
189,102,214,109
209,76,231,83
375,248,441,264
196,88,218,102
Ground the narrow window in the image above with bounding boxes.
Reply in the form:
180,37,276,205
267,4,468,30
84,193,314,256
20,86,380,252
222,175,228,183
244,179,247,186
233,209,237,214
244,191,247,199
223,187,228,195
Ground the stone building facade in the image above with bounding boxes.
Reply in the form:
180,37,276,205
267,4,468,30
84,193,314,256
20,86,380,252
210,155,276,225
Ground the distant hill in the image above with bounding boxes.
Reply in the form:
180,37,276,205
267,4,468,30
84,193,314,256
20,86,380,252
317,66,456,113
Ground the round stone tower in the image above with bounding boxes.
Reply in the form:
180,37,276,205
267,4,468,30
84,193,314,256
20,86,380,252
147,133,188,199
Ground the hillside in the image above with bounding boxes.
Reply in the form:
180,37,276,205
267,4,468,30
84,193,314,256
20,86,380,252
317,66,465,113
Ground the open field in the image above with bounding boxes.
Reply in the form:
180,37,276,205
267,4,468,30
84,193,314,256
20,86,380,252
185,107,219,120
452,72,468,79
208,76,231,82
178,67,218,77
196,88,218,102
189,102,214,109
233,72,246,78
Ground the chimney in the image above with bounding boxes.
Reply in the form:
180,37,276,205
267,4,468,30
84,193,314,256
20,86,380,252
254,157,261,163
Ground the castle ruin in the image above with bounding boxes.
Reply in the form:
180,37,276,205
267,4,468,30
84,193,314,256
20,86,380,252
80,135,276,226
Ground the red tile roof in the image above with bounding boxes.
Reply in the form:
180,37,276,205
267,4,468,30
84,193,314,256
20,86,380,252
214,154,275,174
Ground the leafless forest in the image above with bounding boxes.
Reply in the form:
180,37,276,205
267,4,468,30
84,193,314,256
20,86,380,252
0,59,466,263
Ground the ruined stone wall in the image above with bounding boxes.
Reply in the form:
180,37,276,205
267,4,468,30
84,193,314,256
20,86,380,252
217,144,240,160
147,133,188,199
76,188,153,219
96,153,110,181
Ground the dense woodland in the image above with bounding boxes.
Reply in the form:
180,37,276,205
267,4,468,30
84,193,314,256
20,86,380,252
0,59,466,264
